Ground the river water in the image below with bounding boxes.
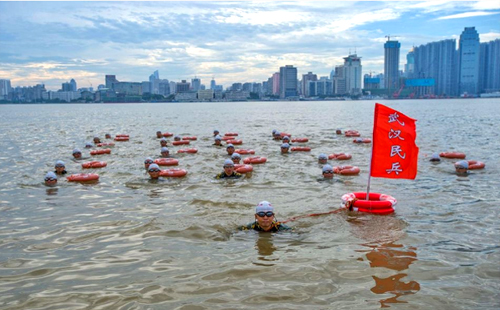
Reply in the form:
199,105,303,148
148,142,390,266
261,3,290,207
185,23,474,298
0,99,499,309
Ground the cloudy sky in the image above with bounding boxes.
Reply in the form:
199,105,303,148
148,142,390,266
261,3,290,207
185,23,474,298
1,0,499,91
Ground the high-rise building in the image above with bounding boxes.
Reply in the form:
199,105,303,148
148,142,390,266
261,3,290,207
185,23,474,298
458,27,480,95
384,40,401,91
149,74,159,94
479,39,500,93
210,78,216,90
272,72,280,95
70,79,77,91
62,82,72,91
301,72,317,97
279,65,298,99
153,70,159,80
405,49,415,77
413,39,457,96
333,65,346,95
176,80,190,93
343,54,362,95
191,77,201,91
0,79,12,99
105,75,118,89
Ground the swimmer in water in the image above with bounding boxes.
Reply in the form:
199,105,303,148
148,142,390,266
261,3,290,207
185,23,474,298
214,135,223,146
455,160,469,176
239,201,291,232
318,153,328,165
93,136,101,144
174,135,181,142
226,144,235,156
160,147,170,158
322,164,334,179
147,163,161,179
213,129,220,137
160,137,168,147
156,131,163,138
105,133,112,139
280,143,290,154
72,148,82,159
144,157,154,170
231,153,241,164
54,160,67,175
215,159,242,179
44,171,58,186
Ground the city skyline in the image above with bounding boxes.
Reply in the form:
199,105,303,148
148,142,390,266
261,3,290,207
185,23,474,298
1,1,499,91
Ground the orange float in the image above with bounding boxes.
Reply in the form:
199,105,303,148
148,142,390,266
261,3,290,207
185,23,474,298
280,132,292,138
221,136,234,141
177,148,198,154
291,138,309,143
466,160,485,170
116,134,129,138
243,156,267,164
439,152,466,159
162,132,174,137
159,168,188,178
90,149,111,155
234,164,253,173
235,149,255,155
341,192,397,215
67,173,99,182
172,140,190,146
345,130,360,137
154,158,179,166
291,147,311,152
97,142,115,147
182,136,197,141
224,132,238,136
333,166,360,175
226,139,242,145
353,138,372,143
328,153,352,160
82,161,107,169
114,136,129,141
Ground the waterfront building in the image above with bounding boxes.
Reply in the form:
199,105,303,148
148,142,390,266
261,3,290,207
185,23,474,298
153,70,159,80
169,81,176,94
413,39,457,96
272,72,280,95
149,74,159,94
176,80,190,93
479,39,500,93
405,49,415,77
141,81,150,94
70,79,77,91
45,91,81,102
333,65,346,95
302,72,317,97
158,79,170,96
343,54,362,95
231,83,242,91
175,92,197,101
210,78,216,90
0,79,12,99
113,82,142,95
279,65,298,99
191,77,201,91
197,89,214,101
105,75,118,89
458,27,480,95
364,74,381,89
384,39,401,91
62,82,72,92
242,82,252,92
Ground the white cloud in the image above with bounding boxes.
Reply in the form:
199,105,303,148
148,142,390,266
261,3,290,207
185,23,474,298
436,11,500,20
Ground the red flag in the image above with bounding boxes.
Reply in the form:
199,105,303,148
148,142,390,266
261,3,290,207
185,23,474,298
370,103,419,179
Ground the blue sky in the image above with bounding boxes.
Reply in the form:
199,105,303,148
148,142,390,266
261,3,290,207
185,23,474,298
1,1,499,91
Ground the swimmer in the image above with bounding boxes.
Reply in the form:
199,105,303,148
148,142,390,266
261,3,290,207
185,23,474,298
318,153,328,165
455,160,469,176
105,133,112,139
226,143,235,156
147,163,161,179
44,171,57,186
144,157,154,170
93,136,101,144
214,135,223,146
231,153,241,164
336,128,342,134
239,201,291,232
72,148,82,159
160,147,170,157
215,159,242,179
429,153,441,162
273,131,282,140
160,137,168,147
272,129,277,137
156,131,163,138
282,135,292,145
213,129,220,137
322,164,334,179
54,160,67,175
85,142,94,148
280,143,290,154
174,135,181,142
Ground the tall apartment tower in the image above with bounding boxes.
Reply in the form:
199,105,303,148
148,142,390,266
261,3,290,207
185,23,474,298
105,75,118,89
279,65,298,99
413,39,457,96
301,72,317,97
458,27,480,95
210,78,216,90
384,40,401,91
272,72,280,95
70,79,77,91
343,54,362,95
0,79,12,99
479,39,500,93
405,49,415,77
191,77,201,91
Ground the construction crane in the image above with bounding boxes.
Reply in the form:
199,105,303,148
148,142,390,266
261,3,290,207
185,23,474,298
385,35,399,41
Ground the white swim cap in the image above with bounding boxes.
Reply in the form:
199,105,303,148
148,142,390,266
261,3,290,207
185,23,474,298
256,201,273,213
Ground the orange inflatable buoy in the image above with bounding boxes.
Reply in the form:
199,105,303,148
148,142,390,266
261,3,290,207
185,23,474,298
224,132,238,136
67,173,99,182
280,132,292,138
333,165,360,175
235,149,255,155
291,147,311,152
353,138,371,144
154,158,179,166
226,139,242,145
159,168,188,178
221,136,234,141
234,164,253,173
467,160,485,170
182,136,197,141
345,130,360,137
82,161,107,169
116,134,129,138
439,152,466,159
328,153,352,160
341,192,397,215
114,136,129,141
291,138,309,143
243,156,267,164
172,140,190,146
162,132,174,137
90,149,111,155
97,142,115,147
177,148,198,154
